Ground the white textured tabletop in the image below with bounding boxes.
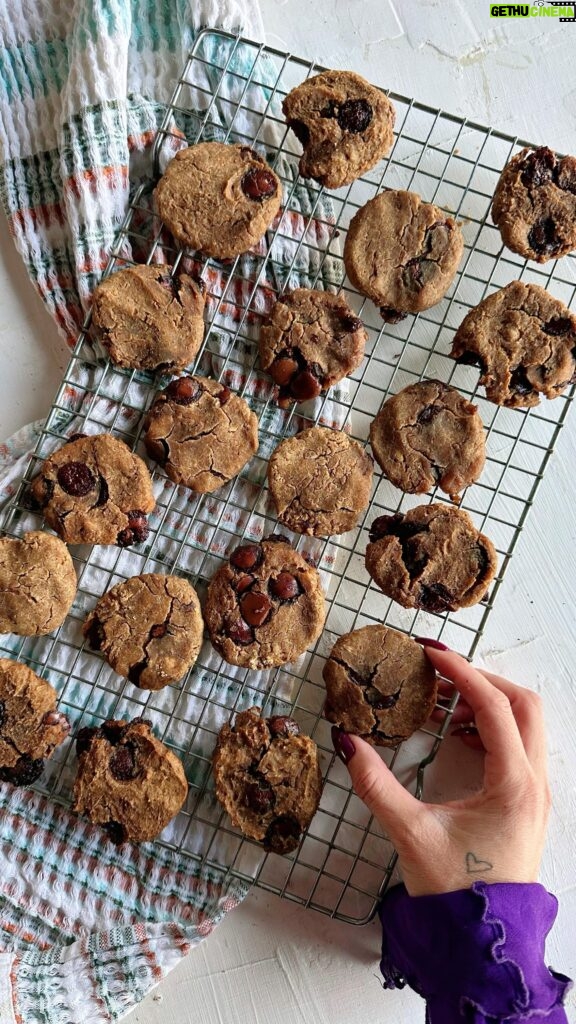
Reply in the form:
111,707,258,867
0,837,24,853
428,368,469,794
1,3,575,1022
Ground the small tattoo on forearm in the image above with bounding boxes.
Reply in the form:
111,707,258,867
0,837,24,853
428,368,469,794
465,851,493,874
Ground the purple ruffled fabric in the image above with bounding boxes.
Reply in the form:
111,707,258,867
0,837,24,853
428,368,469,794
379,882,572,1022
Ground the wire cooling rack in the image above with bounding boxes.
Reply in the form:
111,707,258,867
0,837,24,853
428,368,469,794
1,29,575,925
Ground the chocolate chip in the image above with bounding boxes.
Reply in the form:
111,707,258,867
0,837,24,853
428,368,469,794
417,403,442,426
166,377,201,405
230,543,263,571
241,166,278,202
542,317,574,336
234,574,254,594
380,307,407,324
76,725,99,756
128,660,147,685
109,743,139,781
510,365,533,396
520,146,556,188
320,100,338,119
528,217,560,256
94,475,109,507
339,314,363,334
244,774,275,814
103,820,127,844
269,572,301,602
0,755,44,786
240,591,272,627
0,700,4,730
271,355,299,387
268,715,300,737
227,620,254,646
146,437,170,466
86,616,105,651
218,386,231,405
42,710,70,731
102,721,127,745
337,98,372,134
150,623,167,639
402,258,436,292
288,119,310,146
264,814,301,854
57,461,95,497
117,510,149,548
454,350,487,372
419,582,454,613
368,515,396,542
290,369,322,402
365,686,400,709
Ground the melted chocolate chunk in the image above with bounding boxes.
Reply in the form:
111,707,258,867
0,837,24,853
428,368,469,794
76,726,99,757
520,146,556,188
0,754,44,786
419,582,454,613
542,316,574,336
402,257,436,292
510,365,533,396
109,743,139,781
57,462,95,497
365,686,400,710
102,721,127,745
166,377,202,405
271,354,300,386
147,437,170,465
227,620,254,646
150,623,167,640
94,475,109,507
269,572,301,602
241,167,278,202
417,403,442,426
117,510,149,548
86,616,105,651
369,514,428,579
528,217,560,257
337,98,372,134
380,307,408,324
230,544,263,571
454,350,487,373
103,820,127,845
339,314,363,334
128,660,147,685
289,368,322,402
245,773,275,814
264,814,302,854
288,119,310,146
239,591,272,627
218,386,231,406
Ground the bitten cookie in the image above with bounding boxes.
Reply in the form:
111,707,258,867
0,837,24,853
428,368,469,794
155,142,282,259
344,190,463,321
268,426,373,536
369,380,486,502
31,434,155,547
92,265,205,372
205,536,325,669
323,625,437,747
84,574,203,690
0,531,77,635
73,718,188,844
143,375,259,493
451,280,576,408
283,70,395,189
365,504,497,613
491,146,576,263
258,288,367,405
212,707,322,854
0,658,70,786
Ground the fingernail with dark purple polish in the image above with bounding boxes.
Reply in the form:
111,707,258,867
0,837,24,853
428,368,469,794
331,726,356,765
451,724,479,737
414,636,449,651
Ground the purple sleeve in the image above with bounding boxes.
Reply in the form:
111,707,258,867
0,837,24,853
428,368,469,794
379,881,571,1022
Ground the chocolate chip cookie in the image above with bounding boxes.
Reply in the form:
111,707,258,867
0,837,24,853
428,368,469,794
0,658,70,786
365,504,497,613
212,707,322,854
155,142,282,260
205,536,325,669
0,531,77,635
451,280,576,408
283,70,395,189
268,426,373,536
491,146,576,263
31,434,155,547
143,375,259,493
369,380,486,502
91,265,205,372
323,625,437,748
84,574,204,690
73,718,188,844
258,288,367,405
344,190,464,321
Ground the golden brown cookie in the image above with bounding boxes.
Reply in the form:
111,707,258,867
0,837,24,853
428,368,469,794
73,718,188,844
31,434,155,547
143,375,259,493
92,265,205,372
84,574,203,690
283,70,395,189
323,625,437,747
155,142,282,259
213,707,322,854
205,536,325,669
0,531,77,635
268,426,373,536
365,504,497,613
0,658,70,786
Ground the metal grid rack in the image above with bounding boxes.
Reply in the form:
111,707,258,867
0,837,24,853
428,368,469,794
1,29,575,925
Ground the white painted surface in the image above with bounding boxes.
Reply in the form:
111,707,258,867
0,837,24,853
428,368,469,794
1,3,575,1021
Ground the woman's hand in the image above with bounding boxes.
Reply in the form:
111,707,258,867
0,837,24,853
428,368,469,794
331,644,551,897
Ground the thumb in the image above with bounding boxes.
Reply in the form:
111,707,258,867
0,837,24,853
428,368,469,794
331,727,419,842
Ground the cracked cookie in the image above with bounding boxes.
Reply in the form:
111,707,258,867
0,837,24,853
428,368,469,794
155,142,282,259
268,426,373,536
212,706,322,854
205,536,325,669
73,718,188,843
0,531,77,635
0,658,70,786
84,574,203,690
323,625,437,748
31,434,155,547
143,375,259,493
365,504,497,613
491,146,576,263
343,190,463,321
92,264,205,372
283,70,395,189
451,280,576,408
369,380,486,502
258,288,367,405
